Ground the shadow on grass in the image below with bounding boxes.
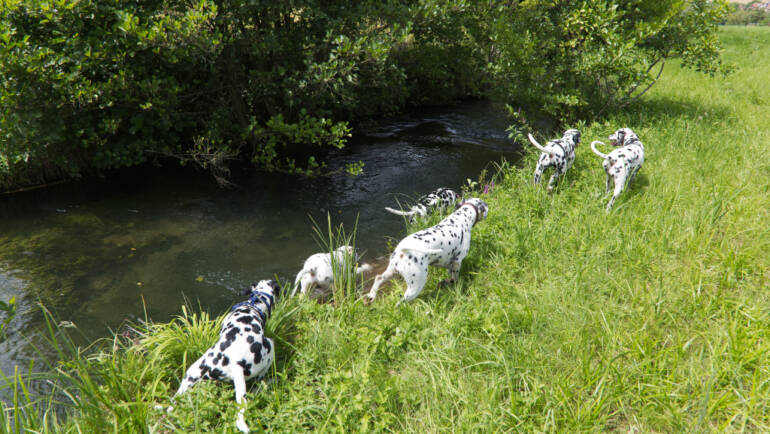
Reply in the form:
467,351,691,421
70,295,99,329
623,172,649,196
594,172,650,209
620,94,737,127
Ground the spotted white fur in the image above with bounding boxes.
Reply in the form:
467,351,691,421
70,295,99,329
166,280,279,433
366,198,488,305
384,187,459,222
591,128,645,211
291,245,371,297
528,129,581,193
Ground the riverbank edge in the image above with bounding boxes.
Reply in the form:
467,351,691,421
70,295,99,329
3,26,769,432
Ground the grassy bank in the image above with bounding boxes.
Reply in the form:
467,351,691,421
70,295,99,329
4,26,769,432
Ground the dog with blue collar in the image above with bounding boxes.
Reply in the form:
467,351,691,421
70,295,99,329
166,279,280,433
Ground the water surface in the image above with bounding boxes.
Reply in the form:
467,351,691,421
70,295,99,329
0,101,522,377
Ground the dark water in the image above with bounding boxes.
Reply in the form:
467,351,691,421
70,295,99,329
0,101,522,379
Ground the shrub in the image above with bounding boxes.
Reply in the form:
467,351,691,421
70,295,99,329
0,1,493,190
489,0,731,121
724,5,770,26
0,1,729,190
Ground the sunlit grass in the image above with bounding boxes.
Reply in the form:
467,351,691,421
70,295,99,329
309,214,367,303
2,26,769,432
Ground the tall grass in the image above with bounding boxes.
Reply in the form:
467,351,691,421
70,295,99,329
309,214,367,303
2,26,769,432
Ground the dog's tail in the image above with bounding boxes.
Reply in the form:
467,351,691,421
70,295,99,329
590,140,609,159
527,133,549,153
396,240,443,255
291,269,309,296
385,206,417,217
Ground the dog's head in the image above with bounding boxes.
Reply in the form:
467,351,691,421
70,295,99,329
336,245,354,255
240,279,281,299
457,198,489,225
609,128,637,147
563,129,581,147
335,245,363,263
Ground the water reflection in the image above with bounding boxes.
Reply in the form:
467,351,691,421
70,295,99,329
0,100,522,375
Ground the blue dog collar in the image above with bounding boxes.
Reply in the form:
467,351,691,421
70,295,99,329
231,291,274,324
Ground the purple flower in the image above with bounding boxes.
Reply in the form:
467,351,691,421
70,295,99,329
483,181,494,194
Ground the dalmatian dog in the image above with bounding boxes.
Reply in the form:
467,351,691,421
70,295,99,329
590,128,645,212
528,129,581,193
365,198,488,305
164,279,279,433
291,245,371,296
384,187,459,222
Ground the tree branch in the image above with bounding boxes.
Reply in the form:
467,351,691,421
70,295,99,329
620,57,666,108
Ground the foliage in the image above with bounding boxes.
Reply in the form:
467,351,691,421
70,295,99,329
1,0,730,191
0,297,16,340
489,0,732,121
3,27,770,431
724,4,770,26
0,0,489,190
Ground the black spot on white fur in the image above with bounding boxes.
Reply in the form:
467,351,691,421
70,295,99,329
367,198,489,304
385,187,460,222
169,279,279,433
592,128,645,211
529,129,581,192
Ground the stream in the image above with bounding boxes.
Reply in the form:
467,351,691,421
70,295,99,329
0,100,522,380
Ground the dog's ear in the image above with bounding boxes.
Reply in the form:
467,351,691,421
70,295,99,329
270,280,281,298
239,283,256,296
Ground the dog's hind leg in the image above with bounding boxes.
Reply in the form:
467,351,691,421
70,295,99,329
398,266,429,305
546,172,560,193
627,166,641,187
606,177,625,212
172,377,194,399
290,270,307,296
298,272,317,296
173,357,204,398
365,264,397,302
533,163,544,185
157,357,203,412
231,369,250,433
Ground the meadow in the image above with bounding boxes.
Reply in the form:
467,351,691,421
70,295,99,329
3,26,769,432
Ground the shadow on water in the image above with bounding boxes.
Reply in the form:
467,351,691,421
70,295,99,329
0,100,522,380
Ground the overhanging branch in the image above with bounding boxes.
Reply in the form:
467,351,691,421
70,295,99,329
620,57,666,108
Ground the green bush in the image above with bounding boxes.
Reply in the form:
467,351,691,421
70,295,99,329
490,0,731,121
724,6,770,26
0,1,729,191
0,0,493,190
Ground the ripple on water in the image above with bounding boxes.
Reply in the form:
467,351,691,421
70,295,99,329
0,100,523,376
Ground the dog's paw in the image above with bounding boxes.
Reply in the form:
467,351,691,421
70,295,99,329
153,404,174,413
437,279,457,288
236,418,250,433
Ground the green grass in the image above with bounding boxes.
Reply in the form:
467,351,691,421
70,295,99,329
3,26,770,432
